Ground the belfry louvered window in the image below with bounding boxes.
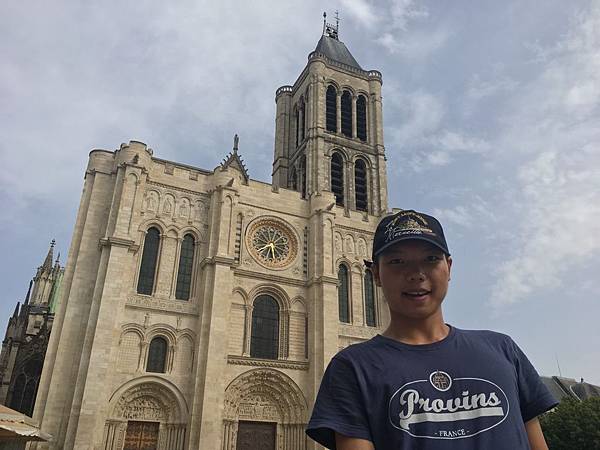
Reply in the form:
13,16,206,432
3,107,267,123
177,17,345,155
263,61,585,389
299,156,307,199
137,227,160,295
250,295,280,359
331,152,344,206
365,269,376,327
146,337,167,373
338,265,350,323
326,85,337,132
355,159,368,212
357,95,367,141
175,234,195,300
341,90,352,137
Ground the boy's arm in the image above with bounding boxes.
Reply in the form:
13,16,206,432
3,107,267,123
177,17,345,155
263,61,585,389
525,417,549,450
335,432,375,450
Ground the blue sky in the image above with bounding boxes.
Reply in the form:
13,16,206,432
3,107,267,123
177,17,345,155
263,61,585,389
2,0,599,384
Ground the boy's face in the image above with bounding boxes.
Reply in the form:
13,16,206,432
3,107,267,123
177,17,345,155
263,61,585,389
372,240,452,322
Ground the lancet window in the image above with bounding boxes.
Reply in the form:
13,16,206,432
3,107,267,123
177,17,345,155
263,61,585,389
364,269,376,327
341,90,352,137
355,159,368,212
326,85,337,132
137,227,160,295
357,95,367,141
338,264,350,323
331,152,344,206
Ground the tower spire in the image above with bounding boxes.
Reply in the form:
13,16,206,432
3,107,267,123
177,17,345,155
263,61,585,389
24,279,33,305
42,239,56,271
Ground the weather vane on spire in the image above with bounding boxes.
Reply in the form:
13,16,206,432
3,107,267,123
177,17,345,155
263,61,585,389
322,11,340,39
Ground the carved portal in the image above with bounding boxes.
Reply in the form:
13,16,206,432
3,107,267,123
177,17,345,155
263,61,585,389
222,369,307,450
103,381,187,450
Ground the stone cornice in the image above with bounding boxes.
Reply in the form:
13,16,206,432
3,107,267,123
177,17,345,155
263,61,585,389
306,275,338,287
125,295,199,316
200,255,236,269
227,355,309,371
333,223,377,235
338,323,381,340
99,237,140,252
145,180,211,198
233,269,305,287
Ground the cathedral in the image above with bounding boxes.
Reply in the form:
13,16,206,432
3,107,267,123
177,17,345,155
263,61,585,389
0,241,63,418
30,19,391,450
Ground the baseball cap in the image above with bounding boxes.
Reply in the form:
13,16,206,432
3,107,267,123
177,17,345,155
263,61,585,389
371,210,450,261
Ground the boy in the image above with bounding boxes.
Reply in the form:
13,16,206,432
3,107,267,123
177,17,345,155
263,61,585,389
306,210,557,449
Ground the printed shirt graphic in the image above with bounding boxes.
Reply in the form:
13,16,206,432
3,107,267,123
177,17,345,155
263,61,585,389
306,327,558,449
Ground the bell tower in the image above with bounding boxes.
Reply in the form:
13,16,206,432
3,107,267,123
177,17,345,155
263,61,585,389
273,13,387,215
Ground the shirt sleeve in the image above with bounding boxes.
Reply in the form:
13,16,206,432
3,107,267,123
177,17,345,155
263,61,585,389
510,339,559,422
306,356,373,449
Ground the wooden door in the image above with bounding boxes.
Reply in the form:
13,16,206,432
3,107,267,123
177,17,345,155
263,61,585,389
124,421,160,450
236,421,276,450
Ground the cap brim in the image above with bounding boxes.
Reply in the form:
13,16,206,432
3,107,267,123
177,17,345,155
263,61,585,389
373,235,450,259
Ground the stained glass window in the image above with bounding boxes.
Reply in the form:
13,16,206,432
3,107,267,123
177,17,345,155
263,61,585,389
250,295,279,359
175,234,195,300
146,337,167,373
137,227,160,295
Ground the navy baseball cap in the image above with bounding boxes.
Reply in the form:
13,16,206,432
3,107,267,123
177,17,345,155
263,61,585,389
372,210,450,261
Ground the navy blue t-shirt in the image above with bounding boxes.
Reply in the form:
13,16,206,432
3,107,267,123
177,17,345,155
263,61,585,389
306,327,557,449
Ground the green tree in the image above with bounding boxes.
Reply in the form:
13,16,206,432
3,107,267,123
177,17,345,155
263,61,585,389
540,397,600,450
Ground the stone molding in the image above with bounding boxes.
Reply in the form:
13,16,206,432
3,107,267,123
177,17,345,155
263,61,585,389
234,268,305,287
338,323,380,340
227,355,308,371
99,237,139,252
126,295,199,316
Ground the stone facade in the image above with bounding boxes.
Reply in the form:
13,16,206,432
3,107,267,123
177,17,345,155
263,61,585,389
31,24,390,450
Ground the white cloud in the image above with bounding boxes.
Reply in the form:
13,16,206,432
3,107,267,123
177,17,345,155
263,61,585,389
489,4,600,307
340,0,379,29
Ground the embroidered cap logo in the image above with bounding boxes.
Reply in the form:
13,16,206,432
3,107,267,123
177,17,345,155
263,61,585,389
384,212,433,243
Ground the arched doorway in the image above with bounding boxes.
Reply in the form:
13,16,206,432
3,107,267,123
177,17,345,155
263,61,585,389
222,369,307,450
103,378,188,450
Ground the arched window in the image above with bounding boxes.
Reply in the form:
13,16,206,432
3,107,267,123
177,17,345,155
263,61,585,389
331,152,344,206
357,95,367,141
326,85,337,132
146,336,168,373
341,90,352,137
250,295,280,359
365,269,376,327
338,265,350,323
175,234,195,300
137,227,160,295
355,159,368,212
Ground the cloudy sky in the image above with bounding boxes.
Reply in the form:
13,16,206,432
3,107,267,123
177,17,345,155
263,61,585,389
2,0,600,384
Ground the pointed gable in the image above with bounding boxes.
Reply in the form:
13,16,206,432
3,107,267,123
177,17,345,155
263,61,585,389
220,134,249,182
